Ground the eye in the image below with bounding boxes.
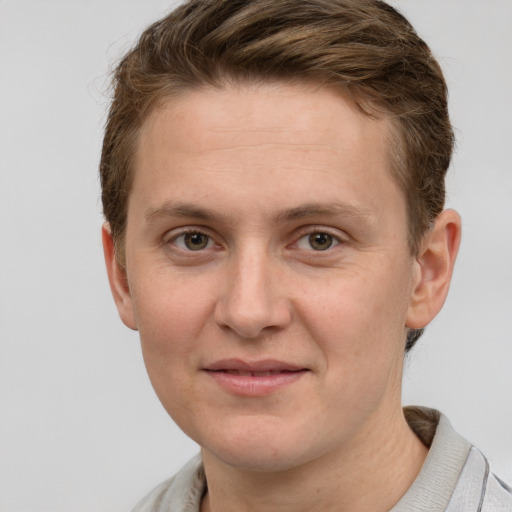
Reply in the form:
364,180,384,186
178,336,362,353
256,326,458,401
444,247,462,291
172,231,214,251
295,231,341,251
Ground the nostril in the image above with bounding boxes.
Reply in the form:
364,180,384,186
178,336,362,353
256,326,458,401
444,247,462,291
214,298,291,339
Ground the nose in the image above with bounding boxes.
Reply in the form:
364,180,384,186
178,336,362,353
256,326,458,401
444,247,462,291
214,245,292,339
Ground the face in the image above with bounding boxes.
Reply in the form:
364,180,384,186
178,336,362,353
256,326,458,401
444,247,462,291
108,83,426,472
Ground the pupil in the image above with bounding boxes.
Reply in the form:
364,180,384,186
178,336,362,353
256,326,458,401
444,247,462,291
309,232,332,250
185,233,208,250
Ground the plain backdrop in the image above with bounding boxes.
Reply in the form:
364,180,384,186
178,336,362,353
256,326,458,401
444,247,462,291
0,0,511,510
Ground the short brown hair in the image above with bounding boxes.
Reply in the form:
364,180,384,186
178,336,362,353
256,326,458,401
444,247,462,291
100,0,454,351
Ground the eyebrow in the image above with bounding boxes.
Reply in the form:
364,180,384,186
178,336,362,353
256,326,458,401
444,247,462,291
144,201,373,224
145,202,217,222
273,203,372,223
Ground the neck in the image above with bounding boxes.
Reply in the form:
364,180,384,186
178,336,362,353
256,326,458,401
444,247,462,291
200,406,428,512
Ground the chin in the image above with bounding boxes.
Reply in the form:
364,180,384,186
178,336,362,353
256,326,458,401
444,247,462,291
197,416,330,473
205,443,312,473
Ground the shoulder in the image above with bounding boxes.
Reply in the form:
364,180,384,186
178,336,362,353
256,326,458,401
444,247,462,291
131,454,206,512
447,447,512,512
448,446,512,511
483,472,512,511
394,407,512,512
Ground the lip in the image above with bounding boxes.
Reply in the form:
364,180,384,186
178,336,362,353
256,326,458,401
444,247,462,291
203,359,309,396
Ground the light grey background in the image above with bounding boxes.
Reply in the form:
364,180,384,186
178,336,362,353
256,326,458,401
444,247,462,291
0,1,510,510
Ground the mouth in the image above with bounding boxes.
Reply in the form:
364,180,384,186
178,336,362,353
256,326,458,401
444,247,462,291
203,359,309,396
220,369,299,376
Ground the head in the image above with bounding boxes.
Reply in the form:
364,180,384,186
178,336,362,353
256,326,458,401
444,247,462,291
100,0,461,473
100,0,454,352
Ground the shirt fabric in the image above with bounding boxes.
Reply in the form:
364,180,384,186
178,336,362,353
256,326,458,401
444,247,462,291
132,407,512,512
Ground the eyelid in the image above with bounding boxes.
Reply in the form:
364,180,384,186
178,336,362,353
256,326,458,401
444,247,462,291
162,225,347,251
291,226,347,250
163,226,221,251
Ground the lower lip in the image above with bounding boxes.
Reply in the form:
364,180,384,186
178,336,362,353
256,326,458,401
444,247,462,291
205,370,308,396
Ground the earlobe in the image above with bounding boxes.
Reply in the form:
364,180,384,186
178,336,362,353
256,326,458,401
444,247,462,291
406,209,462,329
101,224,138,330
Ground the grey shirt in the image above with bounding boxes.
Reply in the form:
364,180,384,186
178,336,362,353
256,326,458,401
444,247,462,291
133,407,512,511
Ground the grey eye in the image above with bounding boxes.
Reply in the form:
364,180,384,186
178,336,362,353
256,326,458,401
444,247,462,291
183,232,210,250
171,232,214,251
308,232,334,250
295,231,341,251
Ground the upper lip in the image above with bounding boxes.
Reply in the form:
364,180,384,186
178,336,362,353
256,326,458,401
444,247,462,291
204,359,306,372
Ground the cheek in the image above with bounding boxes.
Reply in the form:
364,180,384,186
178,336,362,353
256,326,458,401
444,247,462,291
135,294,208,433
129,272,215,403
131,267,214,348
303,278,403,344
300,261,411,379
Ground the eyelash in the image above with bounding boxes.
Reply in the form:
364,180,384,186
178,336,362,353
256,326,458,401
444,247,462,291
293,228,343,252
164,226,345,255
165,228,218,252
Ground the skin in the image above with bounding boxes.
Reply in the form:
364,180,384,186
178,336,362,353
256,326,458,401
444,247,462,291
103,82,461,512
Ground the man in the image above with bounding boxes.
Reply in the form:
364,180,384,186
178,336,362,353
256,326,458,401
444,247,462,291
100,0,512,510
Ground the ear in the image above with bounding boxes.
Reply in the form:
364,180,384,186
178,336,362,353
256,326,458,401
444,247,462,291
101,224,138,330
406,209,462,329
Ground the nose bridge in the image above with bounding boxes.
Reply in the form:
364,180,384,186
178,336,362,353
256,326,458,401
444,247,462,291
215,240,290,338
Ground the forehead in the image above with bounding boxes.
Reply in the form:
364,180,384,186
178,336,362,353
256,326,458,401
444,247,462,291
137,82,390,165
131,82,404,229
